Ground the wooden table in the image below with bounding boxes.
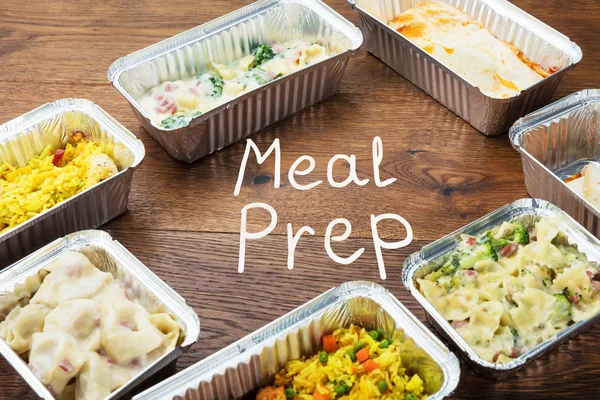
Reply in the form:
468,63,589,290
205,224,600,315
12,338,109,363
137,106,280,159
1,0,599,398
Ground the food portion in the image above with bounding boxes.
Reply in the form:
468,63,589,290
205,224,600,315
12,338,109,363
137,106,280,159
565,163,600,209
418,217,600,364
138,40,330,129
255,324,443,399
387,1,558,98
0,132,118,235
0,251,181,400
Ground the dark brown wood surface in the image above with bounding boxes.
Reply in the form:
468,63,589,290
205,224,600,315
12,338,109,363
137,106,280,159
1,0,600,398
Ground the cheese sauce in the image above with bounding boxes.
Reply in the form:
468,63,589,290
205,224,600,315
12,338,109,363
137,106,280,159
388,1,557,98
138,40,330,129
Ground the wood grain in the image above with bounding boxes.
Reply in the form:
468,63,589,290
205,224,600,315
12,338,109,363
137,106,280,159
1,0,600,399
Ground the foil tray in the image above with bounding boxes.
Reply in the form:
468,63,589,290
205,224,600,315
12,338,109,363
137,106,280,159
348,0,582,135
108,0,363,163
0,230,200,399
402,198,600,379
510,89,600,238
0,98,145,268
133,281,460,400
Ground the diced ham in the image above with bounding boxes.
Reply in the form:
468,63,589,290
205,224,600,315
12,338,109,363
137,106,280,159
587,270,594,279
188,87,198,95
493,352,500,362
106,357,117,365
464,269,478,277
466,236,476,246
569,295,580,305
129,357,141,367
266,70,277,78
510,348,520,358
592,281,600,291
499,243,518,258
451,320,468,329
58,359,74,373
530,236,537,241
272,44,284,53
120,320,136,331
51,149,65,167
156,98,176,114
156,95,164,100
164,83,178,92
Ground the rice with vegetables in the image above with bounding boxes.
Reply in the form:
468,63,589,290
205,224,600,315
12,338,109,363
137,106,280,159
0,132,118,234
256,324,444,400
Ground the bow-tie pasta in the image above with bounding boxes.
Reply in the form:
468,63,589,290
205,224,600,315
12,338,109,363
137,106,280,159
0,251,181,399
418,217,600,363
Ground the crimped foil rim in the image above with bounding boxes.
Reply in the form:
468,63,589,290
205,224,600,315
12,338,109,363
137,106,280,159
402,198,600,375
107,0,363,131
349,0,583,102
509,89,600,150
133,281,460,400
0,98,145,242
0,230,200,400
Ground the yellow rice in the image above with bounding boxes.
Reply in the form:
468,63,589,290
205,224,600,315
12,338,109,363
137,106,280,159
258,324,444,400
0,137,117,234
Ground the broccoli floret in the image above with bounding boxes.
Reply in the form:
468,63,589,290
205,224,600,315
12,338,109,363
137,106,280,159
550,291,572,326
511,222,530,245
490,238,512,249
430,251,462,281
208,75,224,97
479,237,498,262
253,44,275,67
160,111,201,129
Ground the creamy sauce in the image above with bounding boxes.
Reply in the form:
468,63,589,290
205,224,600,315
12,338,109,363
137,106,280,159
388,1,556,98
138,40,330,129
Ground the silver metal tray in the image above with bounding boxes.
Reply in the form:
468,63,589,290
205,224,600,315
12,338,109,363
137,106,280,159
349,0,582,135
0,99,145,268
133,281,460,399
108,0,363,163
0,230,200,399
510,89,600,238
402,198,600,379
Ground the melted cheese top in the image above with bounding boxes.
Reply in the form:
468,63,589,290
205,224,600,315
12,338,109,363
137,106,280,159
388,1,555,98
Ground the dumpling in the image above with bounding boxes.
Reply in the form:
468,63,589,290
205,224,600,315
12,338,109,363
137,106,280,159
149,313,180,350
100,300,164,364
75,352,112,400
44,299,101,351
0,304,49,353
31,252,114,308
29,331,86,396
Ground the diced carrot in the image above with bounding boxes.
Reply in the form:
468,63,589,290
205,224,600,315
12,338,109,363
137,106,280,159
352,366,359,374
363,359,379,373
313,390,330,400
322,335,338,353
356,347,370,363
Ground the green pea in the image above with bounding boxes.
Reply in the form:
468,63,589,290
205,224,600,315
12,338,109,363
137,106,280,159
347,350,356,362
319,351,329,364
369,330,379,340
377,380,388,393
334,382,350,396
405,394,417,400
354,341,365,351
379,339,390,349
284,388,296,399
376,328,385,339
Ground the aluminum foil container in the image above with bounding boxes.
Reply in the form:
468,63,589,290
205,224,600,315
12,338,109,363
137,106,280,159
510,89,600,238
108,0,363,163
0,99,145,268
402,198,600,379
348,0,582,135
133,281,460,400
0,229,200,399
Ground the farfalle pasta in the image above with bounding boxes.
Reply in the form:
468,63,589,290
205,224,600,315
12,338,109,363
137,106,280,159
0,251,181,399
418,217,600,364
